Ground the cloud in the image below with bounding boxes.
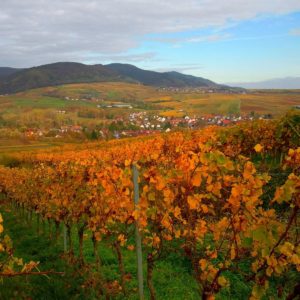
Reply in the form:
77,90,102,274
152,32,291,47
83,52,158,64
153,64,204,73
289,28,300,35
152,33,231,45
186,34,231,43
1,0,300,67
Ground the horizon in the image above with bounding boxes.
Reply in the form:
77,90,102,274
1,1,300,83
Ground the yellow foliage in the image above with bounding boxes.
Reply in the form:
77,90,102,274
254,144,263,153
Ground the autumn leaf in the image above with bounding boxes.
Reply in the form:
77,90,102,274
173,206,181,218
230,245,236,260
266,266,273,277
201,204,209,213
199,259,207,271
187,196,198,210
217,276,227,287
118,234,126,246
191,171,202,187
153,235,161,247
279,242,294,257
254,144,263,153
124,159,131,167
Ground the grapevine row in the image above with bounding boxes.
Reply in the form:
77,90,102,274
1,113,300,299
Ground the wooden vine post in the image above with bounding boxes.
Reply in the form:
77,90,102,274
63,223,67,252
132,164,144,300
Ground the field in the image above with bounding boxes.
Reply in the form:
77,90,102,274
1,82,300,117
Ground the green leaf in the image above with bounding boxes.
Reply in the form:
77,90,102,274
252,228,267,242
242,237,253,247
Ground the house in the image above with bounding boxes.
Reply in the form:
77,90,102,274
170,118,183,127
115,116,124,122
70,125,83,133
99,128,109,138
222,120,231,126
25,129,35,137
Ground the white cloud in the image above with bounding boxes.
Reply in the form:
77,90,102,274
152,63,204,73
187,33,232,43
1,0,300,67
152,33,231,45
83,52,158,64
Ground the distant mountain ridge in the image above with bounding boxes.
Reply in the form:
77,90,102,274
0,62,125,94
227,77,300,89
0,67,23,78
106,63,219,88
0,62,227,94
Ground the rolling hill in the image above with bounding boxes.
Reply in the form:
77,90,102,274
0,67,23,79
0,62,127,94
106,63,219,88
0,62,226,94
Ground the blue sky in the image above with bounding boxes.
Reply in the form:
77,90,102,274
1,1,300,83
133,12,300,83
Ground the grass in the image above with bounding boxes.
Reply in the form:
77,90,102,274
0,205,200,299
12,96,68,109
0,208,84,299
2,202,297,300
9,96,96,110
0,141,67,161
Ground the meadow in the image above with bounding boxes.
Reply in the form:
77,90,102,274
1,82,300,118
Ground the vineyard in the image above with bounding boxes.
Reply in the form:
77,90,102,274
0,111,300,299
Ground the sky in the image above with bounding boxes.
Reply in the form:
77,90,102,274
1,0,300,83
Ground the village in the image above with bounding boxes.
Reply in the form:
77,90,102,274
115,111,272,137
23,110,272,140
156,86,247,94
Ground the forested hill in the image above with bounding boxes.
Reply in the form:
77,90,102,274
0,62,228,94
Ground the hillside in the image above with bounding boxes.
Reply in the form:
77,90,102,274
0,62,225,94
0,67,22,79
106,63,219,87
0,62,129,94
